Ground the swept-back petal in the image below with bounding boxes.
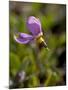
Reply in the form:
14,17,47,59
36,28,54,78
27,16,42,36
14,33,33,44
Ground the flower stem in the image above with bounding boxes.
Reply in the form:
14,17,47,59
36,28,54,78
45,71,52,86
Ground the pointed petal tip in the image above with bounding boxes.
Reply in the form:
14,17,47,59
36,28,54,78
46,47,50,51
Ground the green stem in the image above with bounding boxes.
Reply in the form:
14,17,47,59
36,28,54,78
45,71,52,86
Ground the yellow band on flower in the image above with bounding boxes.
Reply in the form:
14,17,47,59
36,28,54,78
36,36,45,44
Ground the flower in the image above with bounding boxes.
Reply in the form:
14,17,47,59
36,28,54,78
14,16,48,49
18,71,26,82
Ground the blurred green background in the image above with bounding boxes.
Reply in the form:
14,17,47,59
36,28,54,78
9,1,66,88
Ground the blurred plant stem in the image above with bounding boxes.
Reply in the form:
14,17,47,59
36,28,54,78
34,45,52,86
33,45,43,73
45,70,52,86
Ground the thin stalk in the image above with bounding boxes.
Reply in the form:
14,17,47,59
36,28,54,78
45,71,52,86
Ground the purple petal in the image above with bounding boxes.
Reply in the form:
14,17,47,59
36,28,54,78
27,16,42,36
14,33,33,44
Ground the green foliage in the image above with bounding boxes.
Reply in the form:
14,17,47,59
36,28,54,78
28,76,40,87
10,52,21,76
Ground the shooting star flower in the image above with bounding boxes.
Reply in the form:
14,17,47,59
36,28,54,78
14,16,49,49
